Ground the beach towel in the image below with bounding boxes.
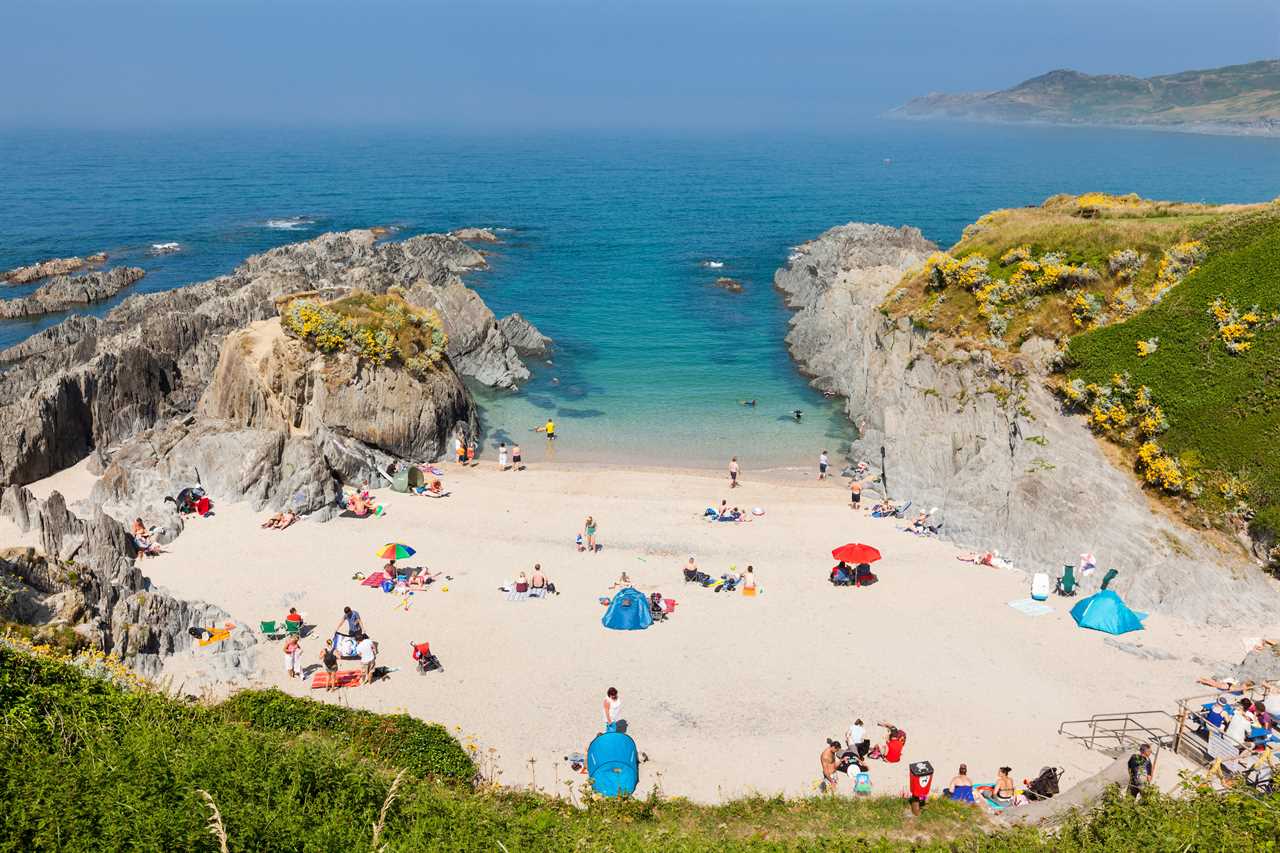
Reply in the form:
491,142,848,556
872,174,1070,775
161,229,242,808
360,572,387,587
310,669,363,689
197,629,231,647
506,590,530,602
1007,598,1053,617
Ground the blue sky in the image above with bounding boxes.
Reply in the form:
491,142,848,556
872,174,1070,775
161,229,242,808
1,0,1275,129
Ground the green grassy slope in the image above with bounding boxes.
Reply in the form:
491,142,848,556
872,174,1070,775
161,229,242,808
1066,207,1280,539
2,642,1277,852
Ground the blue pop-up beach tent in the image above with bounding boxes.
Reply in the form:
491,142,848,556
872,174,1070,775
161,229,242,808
587,731,639,797
602,587,652,631
1070,589,1147,635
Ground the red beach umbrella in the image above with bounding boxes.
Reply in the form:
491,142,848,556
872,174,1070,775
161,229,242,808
831,543,882,564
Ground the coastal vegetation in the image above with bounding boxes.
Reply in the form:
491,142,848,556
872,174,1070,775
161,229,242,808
2,639,1276,852
279,289,449,374
885,194,1280,566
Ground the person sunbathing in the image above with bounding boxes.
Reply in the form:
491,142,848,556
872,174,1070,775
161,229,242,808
945,764,975,802
530,564,547,590
990,767,1023,807
515,571,529,593
407,568,440,589
131,518,162,557
610,572,632,589
261,510,298,529
347,491,374,516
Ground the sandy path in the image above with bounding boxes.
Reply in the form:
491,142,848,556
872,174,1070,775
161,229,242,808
67,461,1275,802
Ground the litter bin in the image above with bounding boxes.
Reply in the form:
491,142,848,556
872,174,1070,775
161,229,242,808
909,761,934,814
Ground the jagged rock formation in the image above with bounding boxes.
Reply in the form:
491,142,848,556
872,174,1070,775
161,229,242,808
0,485,255,680
499,312,553,358
450,227,500,242
0,266,144,318
777,223,1280,624
0,229,544,486
3,252,107,284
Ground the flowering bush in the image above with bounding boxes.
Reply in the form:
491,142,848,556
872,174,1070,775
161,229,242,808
1136,337,1159,357
1151,240,1205,300
1107,248,1146,281
925,252,991,291
1136,441,1185,493
1207,296,1263,354
282,293,448,372
999,245,1032,265
1075,192,1143,209
1063,371,1167,441
1069,291,1103,328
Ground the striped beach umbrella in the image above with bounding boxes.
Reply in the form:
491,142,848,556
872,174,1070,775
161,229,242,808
375,543,416,561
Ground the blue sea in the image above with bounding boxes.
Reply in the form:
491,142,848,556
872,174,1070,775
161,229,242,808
2,123,1278,468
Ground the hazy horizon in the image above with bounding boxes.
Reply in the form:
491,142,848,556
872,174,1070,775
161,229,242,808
1,0,1277,131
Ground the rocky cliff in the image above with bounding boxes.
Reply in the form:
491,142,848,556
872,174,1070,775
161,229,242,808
0,266,144,318
0,229,545,487
777,223,1280,624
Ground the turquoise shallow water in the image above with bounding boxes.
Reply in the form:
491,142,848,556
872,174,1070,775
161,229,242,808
2,123,1278,467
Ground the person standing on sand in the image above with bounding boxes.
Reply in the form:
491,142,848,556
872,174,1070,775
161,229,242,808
513,443,523,471
455,434,466,465
729,457,740,488
583,516,598,553
498,442,509,471
820,739,842,793
356,633,378,686
283,634,303,679
603,686,623,732
321,639,339,691
850,479,862,510
467,441,476,466
818,450,829,480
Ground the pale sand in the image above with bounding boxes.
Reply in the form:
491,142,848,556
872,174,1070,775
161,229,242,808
36,460,1279,802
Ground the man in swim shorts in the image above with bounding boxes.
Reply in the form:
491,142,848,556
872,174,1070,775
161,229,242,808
850,480,862,508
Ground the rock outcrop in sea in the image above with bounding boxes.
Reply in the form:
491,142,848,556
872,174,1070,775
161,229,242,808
0,266,144,318
776,222,1280,624
3,252,108,284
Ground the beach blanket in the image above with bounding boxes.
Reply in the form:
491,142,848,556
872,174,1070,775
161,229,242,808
197,629,231,647
360,572,387,587
310,669,363,689
506,590,530,601
1007,598,1053,617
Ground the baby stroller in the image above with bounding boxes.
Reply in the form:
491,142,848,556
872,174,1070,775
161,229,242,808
649,592,668,622
411,641,443,674
1024,766,1064,801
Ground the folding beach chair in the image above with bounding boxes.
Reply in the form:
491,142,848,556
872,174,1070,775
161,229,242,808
284,620,303,637
1100,568,1119,590
1055,564,1078,597
260,620,285,639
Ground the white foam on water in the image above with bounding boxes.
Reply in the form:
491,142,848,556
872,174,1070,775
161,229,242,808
264,217,316,230
701,260,724,268
150,242,181,254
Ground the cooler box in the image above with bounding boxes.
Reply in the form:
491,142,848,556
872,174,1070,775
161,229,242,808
1030,572,1051,601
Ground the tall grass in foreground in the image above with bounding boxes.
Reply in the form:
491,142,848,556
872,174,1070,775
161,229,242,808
0,642,1275,851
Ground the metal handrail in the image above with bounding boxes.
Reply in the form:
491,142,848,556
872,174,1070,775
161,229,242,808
1058,710,1180,754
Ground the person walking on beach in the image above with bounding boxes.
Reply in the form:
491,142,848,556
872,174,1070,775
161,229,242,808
320,639,339,691
498,442,509,471
583,516,598,553
1127,744,1154,797
850,479,862,510
818,450,829,480
729,457,740,488
283,634,303,679
603,686,624,732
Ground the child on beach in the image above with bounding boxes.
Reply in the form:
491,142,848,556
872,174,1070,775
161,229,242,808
513,444,523,470
729,457,740,488
498,443,509,470
467,442,476,465
818,450,829,480
283,635,303,679
850,480,862,510
455,435,466,465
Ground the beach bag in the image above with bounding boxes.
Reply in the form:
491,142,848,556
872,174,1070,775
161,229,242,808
1030,573,1051,602
854,772,872,794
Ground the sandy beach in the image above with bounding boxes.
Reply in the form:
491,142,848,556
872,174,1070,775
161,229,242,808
33,456,1276,803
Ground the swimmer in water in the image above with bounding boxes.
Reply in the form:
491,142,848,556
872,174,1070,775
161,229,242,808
740,399,757,407
792,409,803,422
